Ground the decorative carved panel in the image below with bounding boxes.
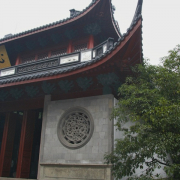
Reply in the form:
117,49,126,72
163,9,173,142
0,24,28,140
57,107,94,149
17,60,58,73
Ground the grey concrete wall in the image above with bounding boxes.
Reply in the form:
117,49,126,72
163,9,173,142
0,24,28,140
40,94,114,165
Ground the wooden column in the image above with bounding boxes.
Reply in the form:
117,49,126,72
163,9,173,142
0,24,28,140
0,113,16,177
15,55,20,65
35,54,38,61
48,51,51,58
67,40,73,53
88,35,94,49
16,110,36,178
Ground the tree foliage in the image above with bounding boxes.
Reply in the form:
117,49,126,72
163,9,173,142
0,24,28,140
104,45,180,179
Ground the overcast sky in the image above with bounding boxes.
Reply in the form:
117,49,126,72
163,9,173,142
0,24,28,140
0,0,180,65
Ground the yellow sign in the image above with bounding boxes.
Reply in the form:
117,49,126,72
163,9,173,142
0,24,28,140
0,45,11,69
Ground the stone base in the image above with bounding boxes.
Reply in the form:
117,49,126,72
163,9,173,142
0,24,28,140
39,163,112,180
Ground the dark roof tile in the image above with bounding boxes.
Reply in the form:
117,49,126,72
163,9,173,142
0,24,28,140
0,0,123,43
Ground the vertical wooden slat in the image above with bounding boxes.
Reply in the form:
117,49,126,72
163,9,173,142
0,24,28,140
16,110,36,178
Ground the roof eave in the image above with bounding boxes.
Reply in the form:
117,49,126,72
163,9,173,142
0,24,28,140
0,18,142,88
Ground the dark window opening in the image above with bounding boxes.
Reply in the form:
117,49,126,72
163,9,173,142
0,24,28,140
29,111,42,179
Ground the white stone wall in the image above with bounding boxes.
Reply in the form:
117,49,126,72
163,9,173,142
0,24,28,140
40,94,114,164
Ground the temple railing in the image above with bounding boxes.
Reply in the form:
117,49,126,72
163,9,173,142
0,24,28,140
0,38,114,79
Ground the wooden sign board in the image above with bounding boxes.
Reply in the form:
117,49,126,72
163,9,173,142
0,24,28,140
0,45,11,69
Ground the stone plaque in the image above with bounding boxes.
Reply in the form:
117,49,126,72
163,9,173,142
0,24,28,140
0,68,15,77
44,167,105,179
103,43,107,53
81,50,92,62
93,50,96,58
60,54,79,64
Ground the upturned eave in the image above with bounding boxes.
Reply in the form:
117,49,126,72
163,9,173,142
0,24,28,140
0,0,121,45
0,17,142,88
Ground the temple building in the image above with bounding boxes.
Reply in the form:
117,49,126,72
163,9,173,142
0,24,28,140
0,0,143,179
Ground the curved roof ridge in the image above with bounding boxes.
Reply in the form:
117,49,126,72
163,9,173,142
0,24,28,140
130,0,143,27
0,0,124,44
109,0,122,37
0,0,99,43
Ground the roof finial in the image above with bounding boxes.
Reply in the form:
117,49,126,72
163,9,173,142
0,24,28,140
112,5,116,14
70,9,80,17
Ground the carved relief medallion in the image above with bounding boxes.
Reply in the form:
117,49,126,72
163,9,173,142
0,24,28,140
57,107,94,149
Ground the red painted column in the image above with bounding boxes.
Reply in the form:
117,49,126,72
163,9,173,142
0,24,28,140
48,51,51,58
88,35,94,49
15,55,20,65
67,40,73,53
35,54,38,61
0,113,16,177
16,110,35,178
0,113,9,177
16,111,27,178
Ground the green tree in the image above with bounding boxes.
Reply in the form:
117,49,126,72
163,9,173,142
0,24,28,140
104,45,180,180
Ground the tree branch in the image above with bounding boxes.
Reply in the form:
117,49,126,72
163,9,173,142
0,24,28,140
146,158,170,167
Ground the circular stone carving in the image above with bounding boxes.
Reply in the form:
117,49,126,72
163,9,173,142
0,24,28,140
57,107,94,149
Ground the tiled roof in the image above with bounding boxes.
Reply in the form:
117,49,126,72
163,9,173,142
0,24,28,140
0,0,121,43
0,14,142,85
